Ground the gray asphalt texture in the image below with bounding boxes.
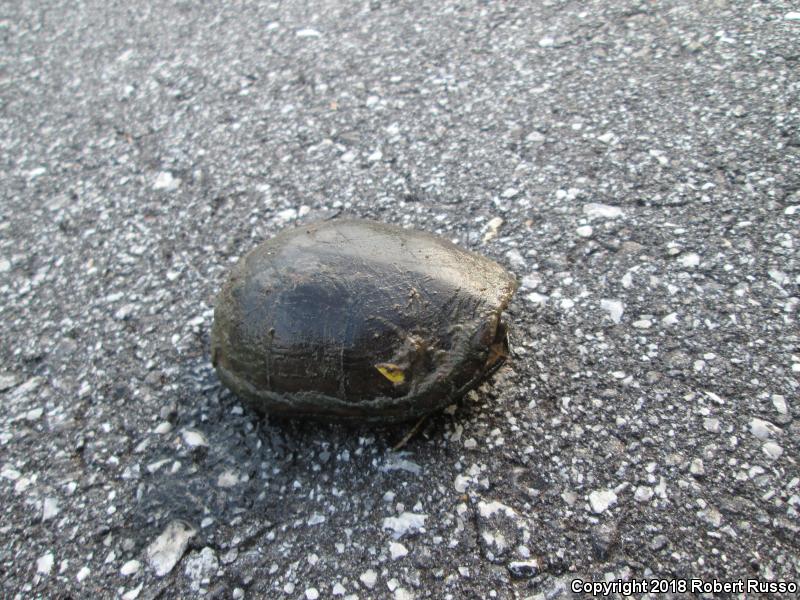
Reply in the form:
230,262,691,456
2,1,799,598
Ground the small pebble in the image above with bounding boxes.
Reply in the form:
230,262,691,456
0,373,20,391
153,422,172,434
217,470,239,487
634,486,653,502
120,560,141,576
505,249,525,268
750,418,780,440
762,442,783,460
678,253,700,268
146,520,196,577
181,429,208,447
597,132,615,144
600,299,624,324
482,217,504,243
42,497,59,521
588,489,617,513
507,559,540,578
389,542,408,560
772,395,788,415
501,187,519,199
520,273,541,289
359,569,377,589
153,171,181,191
37,552,54,575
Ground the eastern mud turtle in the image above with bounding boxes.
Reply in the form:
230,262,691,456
211,219,517,423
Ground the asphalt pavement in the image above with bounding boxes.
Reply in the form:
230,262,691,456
1,1,798,598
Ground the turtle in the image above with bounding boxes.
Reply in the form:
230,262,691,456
211,218,517,423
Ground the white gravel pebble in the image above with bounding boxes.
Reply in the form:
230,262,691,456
382,512,427,537
122,584,143,600
526,292,548,304
181,429,208,447
597,132,615,144
526,131,545,143
478,500,516,518
600,299,624,324
576,225,593,238
662,312,679,325
359,569,378,589
153,171,181,191
37,552,54,575
1,467,21,481
583,203,623,219
501,187,519,198
277,208,297,222
146,520,196,577
120,560,141,576
454,474,470,493
217,470,239,487
482,217,504,242
750,418,781,440
389,542,409,560
505,249,525,268
699,507,722,527
520,273,542,289
678,252,700,268
762,442,783,460
588,489,617,513
42,497,59,521
307,513,326,526
153,422,172,434
634,486,653,502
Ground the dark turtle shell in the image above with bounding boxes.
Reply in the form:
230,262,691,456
211,219,517,423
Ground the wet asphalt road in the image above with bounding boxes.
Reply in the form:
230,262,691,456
1,1,799,598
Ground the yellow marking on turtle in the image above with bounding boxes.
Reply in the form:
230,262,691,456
375,363,405,384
